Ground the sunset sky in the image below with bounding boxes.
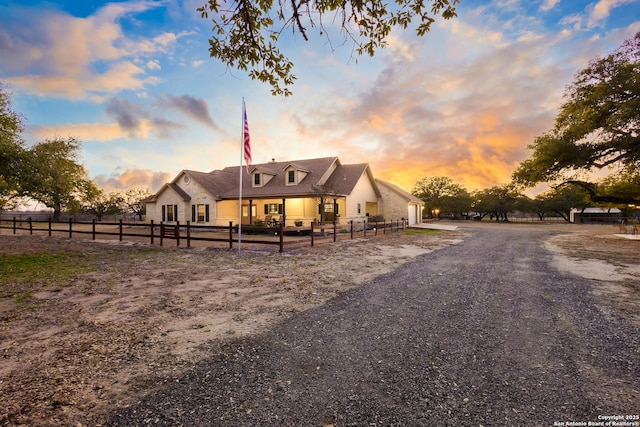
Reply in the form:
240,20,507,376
1,0,639,194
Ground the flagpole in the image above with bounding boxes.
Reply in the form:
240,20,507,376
238,99,244,254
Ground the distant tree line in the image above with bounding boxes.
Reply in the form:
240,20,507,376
410,176,614,223
0,83,151,221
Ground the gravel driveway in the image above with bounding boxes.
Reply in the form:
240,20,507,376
106,226,640,426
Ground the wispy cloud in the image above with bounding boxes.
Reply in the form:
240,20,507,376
540,0,560,12
0,1,185,99
30,122,135,142
156,94,218,129
105,97,186,138
94,168,172,192
587,0,640,28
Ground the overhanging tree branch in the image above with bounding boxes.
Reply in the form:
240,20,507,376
198,0,459,95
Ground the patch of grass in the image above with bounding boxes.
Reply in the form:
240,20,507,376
0,253,94,287
402,228,440,236
13,290,34,304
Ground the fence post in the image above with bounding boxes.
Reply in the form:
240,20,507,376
92,219,96,240
29,217,33,235
333,221,337,242
279,222,284,252
311,222,315,247
375,221,378,236
175,221,180,247
119,219,123,241
363,220,367,238
13,217,16,234
68,217,72,239
150,220,154,245
383,220,386,234
350,220,354,239
48,217,52,237
160,222,164,246
229,221,233,249
186,221,191,248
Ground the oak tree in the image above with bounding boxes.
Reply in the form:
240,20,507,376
471,185,522,222
0,84,26,211
121,187,153,220
198,0,459,95
412,176,471,218
513,32,640,205
22,137,97,221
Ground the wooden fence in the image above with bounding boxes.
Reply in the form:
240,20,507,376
0,217,408,253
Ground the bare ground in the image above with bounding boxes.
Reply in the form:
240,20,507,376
0,222,638,426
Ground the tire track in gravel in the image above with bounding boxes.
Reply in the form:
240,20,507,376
106,227,640,426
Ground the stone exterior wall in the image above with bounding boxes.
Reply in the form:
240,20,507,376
147,173,218,224
378,184,411,223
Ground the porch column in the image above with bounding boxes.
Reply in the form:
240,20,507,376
333,198,337,225
282,198,286,226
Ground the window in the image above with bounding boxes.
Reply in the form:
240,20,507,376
357,203,361,214
163,204,178,222
191,204,210,222
264,203,283,214
288,170,295,183
254,173,261,185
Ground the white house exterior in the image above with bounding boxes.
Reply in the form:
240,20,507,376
145,157,420,227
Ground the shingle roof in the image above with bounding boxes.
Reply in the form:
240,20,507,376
152,157,382,201
183,169,236,199
376,179,424,204
325,164,381,197
150,182,191,202
221,157,343,198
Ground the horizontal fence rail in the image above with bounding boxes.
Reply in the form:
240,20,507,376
0,217,408,253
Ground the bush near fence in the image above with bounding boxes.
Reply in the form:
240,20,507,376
0,216,408,253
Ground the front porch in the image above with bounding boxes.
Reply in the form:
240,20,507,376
222,196,348,227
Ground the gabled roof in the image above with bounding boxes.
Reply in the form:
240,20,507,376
376,179,424,205
183,169,236,199
149,157,382,201
283,162,311,173
221,157,343,198
248,165,278,176
148,182,192,202
325,164,381,198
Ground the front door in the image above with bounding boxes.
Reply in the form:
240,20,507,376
242,204,256,224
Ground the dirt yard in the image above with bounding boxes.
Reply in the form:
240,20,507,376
0,223,638,426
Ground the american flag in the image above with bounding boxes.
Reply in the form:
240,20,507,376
243,101,252,172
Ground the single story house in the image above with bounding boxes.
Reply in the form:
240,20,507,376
145,156,424,227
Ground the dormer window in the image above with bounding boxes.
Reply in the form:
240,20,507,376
251,168,275,187
284,164,309,186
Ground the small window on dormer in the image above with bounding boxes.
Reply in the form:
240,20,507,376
288,170,295,184
254,173,261,186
